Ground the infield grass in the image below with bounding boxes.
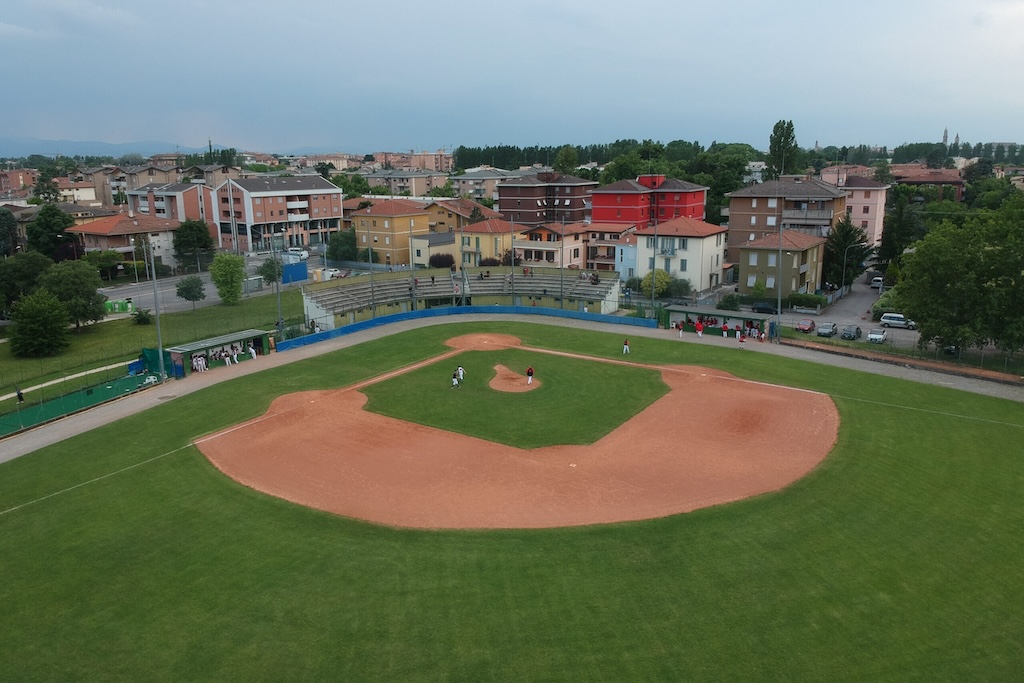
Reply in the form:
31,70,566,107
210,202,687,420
1,321,1022,682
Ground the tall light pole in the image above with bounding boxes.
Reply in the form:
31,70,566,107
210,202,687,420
135,236,166,385
840,242,857,297
269,224,284,340
559,218,564,309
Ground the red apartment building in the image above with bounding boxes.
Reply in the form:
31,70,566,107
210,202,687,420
496,172,598,226
590,174,709,227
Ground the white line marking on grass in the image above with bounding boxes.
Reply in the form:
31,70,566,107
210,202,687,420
829,394,1024,428
0,445,193,517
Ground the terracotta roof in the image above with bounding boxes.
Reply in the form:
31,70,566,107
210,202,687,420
726,178,846,200
633,216,727,238
892,168,963,184
66,213,182,236
462,218,522,234
432,198,502,219
129,182,198,194
350,198,428,217
13,203,115,219
743,230,827,251
579,221,635,233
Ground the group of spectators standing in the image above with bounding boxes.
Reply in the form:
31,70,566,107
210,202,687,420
675,317,767,343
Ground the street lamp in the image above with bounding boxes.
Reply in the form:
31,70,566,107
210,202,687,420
133,236,166,383
776,229,784,344
268,225,284,340
840,243,858,298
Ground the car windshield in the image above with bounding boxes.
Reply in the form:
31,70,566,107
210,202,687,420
870,329,883,335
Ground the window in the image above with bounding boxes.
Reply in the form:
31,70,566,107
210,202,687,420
646,236,656,248
415,249,421,257
766,275,776,288
616,195,622,203
616,209,621,217
361,235,366,243
749,233,755,241
385,237,390,245
679,238,688,250
768,253,777,267
864,191,870,199
861,221,868,228
748,253,758,266
648,257,655,270
751,198,758,208
847,206,853,214
767,216,776,227
747,274,757,287
255,198,262,204
679,259,687,271
767,198,777,208
750,215,758,225
862,205,870,214
256,211,262,217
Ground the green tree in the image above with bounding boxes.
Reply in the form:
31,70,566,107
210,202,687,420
38,260,106,329
175,275,206,311
314,162,334,179
172,219,215,273
257,258,282,285
640,269,671,298
8,289,71,357
426,180,456,198
0,207,18,256
667,278,692,298
552,145,579,174
766,120,798,180
209,252,246,305
876,199,920,269
822,215,873,288
26,204,75,259
873,160,895,185
83,250,123,281
326,228,357,262
33,172,61,203
0,251,54,313
331,173,370,199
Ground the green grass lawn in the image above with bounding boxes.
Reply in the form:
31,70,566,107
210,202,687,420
1,321,1022,682
0,289,304,408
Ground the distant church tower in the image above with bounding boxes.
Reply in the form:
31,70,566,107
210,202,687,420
943,128,948,145
954,133,960,151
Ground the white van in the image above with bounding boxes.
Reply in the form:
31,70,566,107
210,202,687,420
879,313,917,329
287,247,309,260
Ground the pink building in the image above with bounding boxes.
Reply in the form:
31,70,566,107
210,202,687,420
818,167,890,247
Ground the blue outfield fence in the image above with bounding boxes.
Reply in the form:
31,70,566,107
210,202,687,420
277,306,656,352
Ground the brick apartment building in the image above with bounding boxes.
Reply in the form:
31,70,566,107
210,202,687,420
590,174,709,227
496,172,598,226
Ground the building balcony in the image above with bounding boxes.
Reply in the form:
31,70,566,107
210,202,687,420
799,263,810,274
287,201,308,210
287,213,310,222
782,208,833,223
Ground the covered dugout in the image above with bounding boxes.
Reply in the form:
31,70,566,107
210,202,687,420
164,329,272,377
664,304,778,339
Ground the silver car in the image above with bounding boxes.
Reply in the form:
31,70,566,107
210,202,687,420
867,328,887,344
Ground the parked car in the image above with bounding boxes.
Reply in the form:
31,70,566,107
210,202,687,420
287,247,310,260
840,325,862,340
879,312,917,329
751,301,777,314
870,276,884,289
867,328,887,343
817,322,838,337
796,319,816,333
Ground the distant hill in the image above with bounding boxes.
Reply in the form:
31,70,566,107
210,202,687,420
0,137,206,159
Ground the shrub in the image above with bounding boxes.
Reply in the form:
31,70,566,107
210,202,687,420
132,308,153,325
718,293,741,311
787,292,826,309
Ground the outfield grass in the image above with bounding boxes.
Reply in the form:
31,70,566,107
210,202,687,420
1,321,1022,681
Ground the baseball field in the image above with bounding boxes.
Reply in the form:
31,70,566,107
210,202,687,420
1,320,1021,681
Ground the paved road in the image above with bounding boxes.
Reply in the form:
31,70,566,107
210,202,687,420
2,313,1020,465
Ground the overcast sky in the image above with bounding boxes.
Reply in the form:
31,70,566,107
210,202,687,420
3,0,1022,156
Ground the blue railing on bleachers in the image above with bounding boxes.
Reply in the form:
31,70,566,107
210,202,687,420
277,306,656,351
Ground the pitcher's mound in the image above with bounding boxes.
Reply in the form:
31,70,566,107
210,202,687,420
489,364,540,392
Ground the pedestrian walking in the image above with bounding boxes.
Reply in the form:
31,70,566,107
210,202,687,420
623,339,630,354
526,366,534,384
